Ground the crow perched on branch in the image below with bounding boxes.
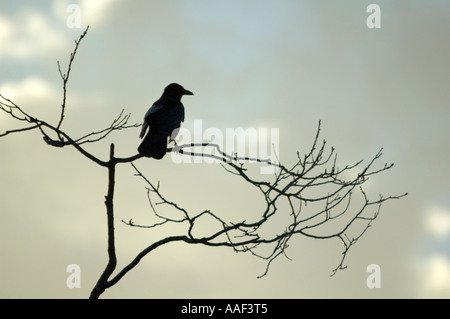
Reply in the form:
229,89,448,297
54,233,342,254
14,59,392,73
138,83,193,159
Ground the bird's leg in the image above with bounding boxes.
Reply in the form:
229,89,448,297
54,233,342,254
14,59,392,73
169,137,181,153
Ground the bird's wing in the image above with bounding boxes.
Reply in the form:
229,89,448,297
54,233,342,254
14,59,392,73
180,104,185,122
139,121,148,139
144,100,164,120
139,100,165,138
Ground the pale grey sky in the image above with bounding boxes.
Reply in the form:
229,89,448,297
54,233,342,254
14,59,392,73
1,1,449,298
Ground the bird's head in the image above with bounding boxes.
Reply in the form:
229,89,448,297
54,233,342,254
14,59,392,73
163,83,194,100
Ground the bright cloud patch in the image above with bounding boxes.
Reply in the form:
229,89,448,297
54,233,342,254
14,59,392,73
0,11,67,60
0,76,57,103
421,255,450,295
426,206,450,238
416,205,450,297
80,0,115,25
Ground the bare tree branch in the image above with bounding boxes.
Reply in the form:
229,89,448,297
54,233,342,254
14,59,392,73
124,139,407,279
0,28,140,167
75,109,141,145
56,25,89,137
0,124,39,137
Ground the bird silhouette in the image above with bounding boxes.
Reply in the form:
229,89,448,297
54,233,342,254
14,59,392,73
138,83,193,159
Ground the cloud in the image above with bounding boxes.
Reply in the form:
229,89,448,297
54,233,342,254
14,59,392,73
80,0,115,26
420,254,450,296
0,14,14,43
0,11,67,60
415,205,450,297
0,76,56,102
425,206,450,238
0,76,61,125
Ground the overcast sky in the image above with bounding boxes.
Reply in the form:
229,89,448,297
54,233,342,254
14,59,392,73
1,0,449,298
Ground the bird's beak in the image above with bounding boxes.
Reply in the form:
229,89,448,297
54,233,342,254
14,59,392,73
183,89,194,96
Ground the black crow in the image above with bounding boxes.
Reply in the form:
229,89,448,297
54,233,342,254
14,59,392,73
138,83,193,159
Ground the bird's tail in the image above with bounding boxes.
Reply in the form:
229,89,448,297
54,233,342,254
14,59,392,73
138,134,167,159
